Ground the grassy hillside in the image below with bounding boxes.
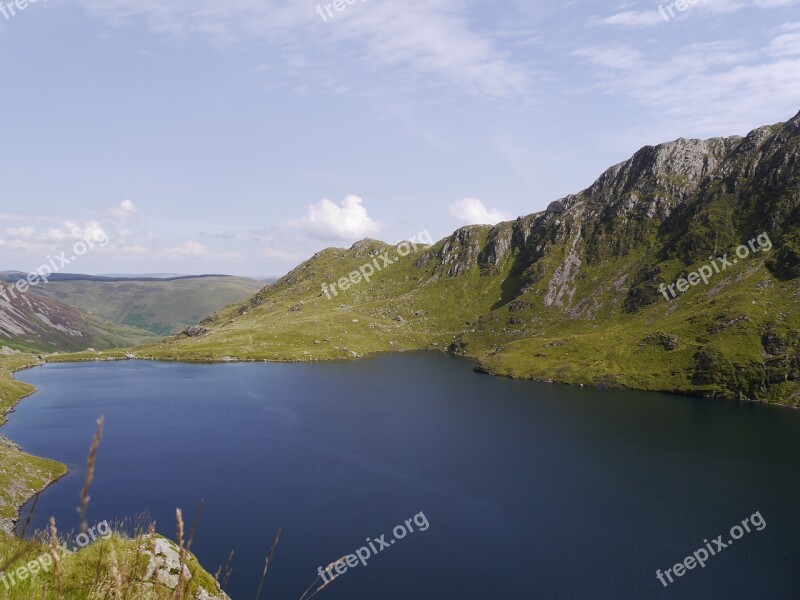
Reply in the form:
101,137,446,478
30,275,264,336
0,284,158,354
0,530,229,599
140,112,800,406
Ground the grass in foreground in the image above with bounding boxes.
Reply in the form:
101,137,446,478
0,414,230,600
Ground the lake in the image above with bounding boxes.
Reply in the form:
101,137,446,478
3,353,799,599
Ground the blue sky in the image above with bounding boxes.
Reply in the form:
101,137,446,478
0,0,798,276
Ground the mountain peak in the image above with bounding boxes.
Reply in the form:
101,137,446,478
349,238,390,258
156,109,800,404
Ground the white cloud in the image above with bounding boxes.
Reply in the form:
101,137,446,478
110,199,139,240
287,195,382,241
0,201,250,270
6,226,35,239
120,244,150,255
572,32,800,134
591,11,665,28
79,0,531,99
768,29,800,57
752,0,800,7
593,0,800,28
0,219,109,255
165,240,206,258
41,220,108,244
448,198,511,225
260,246,301,261
164,240,242,261
0,239,42,252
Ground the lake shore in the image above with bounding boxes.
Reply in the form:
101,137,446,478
12,353,799,599
4,343,797,532
43,343,800,410
0,355,68,534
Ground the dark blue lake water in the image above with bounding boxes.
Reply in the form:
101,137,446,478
3,353,799,599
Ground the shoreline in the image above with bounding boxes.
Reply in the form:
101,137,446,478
0,357,69,535
0,357,233,599
472,363,800,411
43,346,800,410
1,344,796,531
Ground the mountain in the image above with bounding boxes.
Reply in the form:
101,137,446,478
0,283,157,352
142,110,800,406
20,274,264,336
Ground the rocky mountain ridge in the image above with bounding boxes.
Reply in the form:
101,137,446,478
145,110,800,405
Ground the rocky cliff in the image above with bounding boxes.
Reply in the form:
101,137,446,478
146,110,800,406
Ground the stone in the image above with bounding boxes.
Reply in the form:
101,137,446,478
183,326,209,338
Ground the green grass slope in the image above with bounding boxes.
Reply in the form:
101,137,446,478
141,111,800,406
0,531,229,599
0,285,158,353
31,275,264,336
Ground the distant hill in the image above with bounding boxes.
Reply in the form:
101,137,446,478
0,272,239,283
0,283,157,352
99,273,186,278
21,274,265,336
145,110,800,406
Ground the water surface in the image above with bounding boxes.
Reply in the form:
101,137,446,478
4,353,799,599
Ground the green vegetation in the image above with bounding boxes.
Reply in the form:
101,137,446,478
0,356,68,532
0,528,230,599
32,275,265,336
0,112,797,600
0,286,158,354
139,114,800,406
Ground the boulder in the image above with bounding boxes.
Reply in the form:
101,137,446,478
137,535,230,600
183,326,209,338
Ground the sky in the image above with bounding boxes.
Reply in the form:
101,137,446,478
0,0,798,277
